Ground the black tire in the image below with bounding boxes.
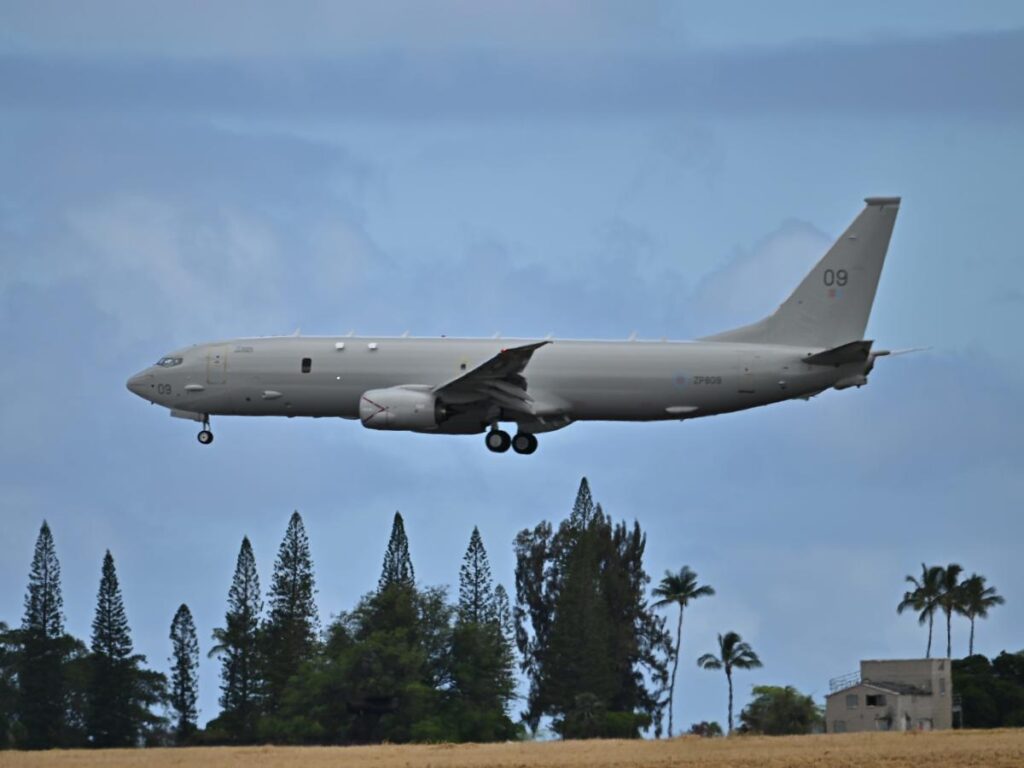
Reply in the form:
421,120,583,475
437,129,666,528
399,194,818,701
512,432,538,455
197,430,214,445
485,429,511,453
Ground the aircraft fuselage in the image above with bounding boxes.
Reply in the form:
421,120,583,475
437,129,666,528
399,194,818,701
127,335,862,430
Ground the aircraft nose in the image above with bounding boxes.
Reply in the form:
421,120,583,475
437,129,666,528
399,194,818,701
126,371,154,397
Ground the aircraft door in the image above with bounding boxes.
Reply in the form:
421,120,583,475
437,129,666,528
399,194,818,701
738,351,758,394
206,345,228,385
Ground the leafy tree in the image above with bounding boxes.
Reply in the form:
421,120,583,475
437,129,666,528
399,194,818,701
697,631,762,734
959,574,1004,656
897,563,943,658
168,604,199,742
276,517,455,745
687,720,723,737
739,685,821,735
514,478,671,738
87,550,166,746
379,512,415,590
458,527,495,624
652,566,715,737
336,584,455,743
936,563,964,658
18,521,69,748
208,536,263,742
953,651,1024,728
262,512,320,717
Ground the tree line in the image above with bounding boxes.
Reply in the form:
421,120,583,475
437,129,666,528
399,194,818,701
0,478,763,749
8,482,1010,750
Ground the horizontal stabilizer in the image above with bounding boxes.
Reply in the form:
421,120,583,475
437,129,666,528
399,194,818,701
804,340,873,366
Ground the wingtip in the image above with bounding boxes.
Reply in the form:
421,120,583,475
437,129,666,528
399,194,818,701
864,196,901,207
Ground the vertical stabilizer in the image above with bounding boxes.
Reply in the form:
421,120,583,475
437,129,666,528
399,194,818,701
703,197,900,348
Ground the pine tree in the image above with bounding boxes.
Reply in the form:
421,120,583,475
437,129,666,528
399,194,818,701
87,551,165,747
262,511,320,716
493,585,515,650
209,536,263,742
0,622,16,748
449,528,518,741
569,477,595,529
23,521,64,639
458,527,495,624
91,551,132,662
379,512,415,590
18,521,69,748
169,604,199,741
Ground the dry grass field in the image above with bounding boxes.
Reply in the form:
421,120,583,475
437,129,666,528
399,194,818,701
2,729,1023,768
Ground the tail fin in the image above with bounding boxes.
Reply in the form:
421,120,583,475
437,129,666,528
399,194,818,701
703,197,900,348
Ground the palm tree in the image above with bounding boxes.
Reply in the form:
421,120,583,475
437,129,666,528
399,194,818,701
897,563,942,658
959,574,1004,656
936,563,964,658
652,567,715,738
697,631,762,734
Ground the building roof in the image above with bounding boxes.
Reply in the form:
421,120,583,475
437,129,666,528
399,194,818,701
826,680,931,698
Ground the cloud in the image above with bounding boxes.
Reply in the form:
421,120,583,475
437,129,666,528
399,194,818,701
2,29,1022,119
687,220,831,336
0,1,667,57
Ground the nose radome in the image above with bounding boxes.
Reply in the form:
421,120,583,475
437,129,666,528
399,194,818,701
126,372,154,397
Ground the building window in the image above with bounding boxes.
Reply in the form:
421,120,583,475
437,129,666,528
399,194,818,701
833,720,846,733
301,357,312,374
846,694,858,709
866,694,887,707
939,678,946,696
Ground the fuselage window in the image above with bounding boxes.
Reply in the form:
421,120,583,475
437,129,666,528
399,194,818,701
301,357,312,374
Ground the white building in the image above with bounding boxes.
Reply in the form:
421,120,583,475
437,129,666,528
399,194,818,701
825,658,953,733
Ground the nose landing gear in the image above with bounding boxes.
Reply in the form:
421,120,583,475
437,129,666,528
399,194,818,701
197,416,214,445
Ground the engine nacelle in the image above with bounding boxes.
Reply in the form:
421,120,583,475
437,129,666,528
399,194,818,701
359,387,443,430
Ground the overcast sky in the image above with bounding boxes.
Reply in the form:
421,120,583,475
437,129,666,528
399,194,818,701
2,1,1023,735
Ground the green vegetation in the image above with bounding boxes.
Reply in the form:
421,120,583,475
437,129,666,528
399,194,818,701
898,563,1004,658
168,604,199,742
2,490,1014,751
86,550,166,747
953,652,1024,728
697,631,762,734
739,685,822,735
513,478,672,739
652,566,715,738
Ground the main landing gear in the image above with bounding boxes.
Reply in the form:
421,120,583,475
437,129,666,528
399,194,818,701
485,428,537,455
197,416,214,445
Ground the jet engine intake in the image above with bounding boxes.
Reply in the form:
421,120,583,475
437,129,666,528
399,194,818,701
359,387,444,430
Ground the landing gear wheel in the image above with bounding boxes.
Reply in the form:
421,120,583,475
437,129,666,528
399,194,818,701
512,432,538,455
197,429,214,445
485,429,511,453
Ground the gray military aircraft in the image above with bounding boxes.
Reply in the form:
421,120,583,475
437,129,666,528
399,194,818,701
127,197,901,454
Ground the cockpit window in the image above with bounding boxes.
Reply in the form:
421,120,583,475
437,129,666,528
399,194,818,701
157,356,183,367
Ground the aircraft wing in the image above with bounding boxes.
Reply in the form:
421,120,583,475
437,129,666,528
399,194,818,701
433,341,551,414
